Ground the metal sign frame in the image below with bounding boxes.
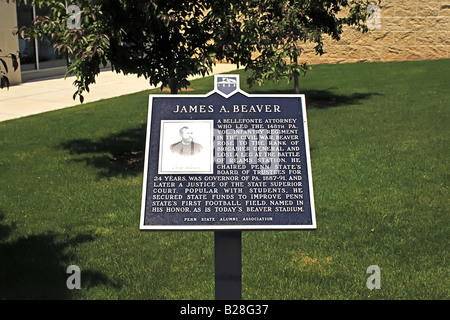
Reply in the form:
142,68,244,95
140,75,316,231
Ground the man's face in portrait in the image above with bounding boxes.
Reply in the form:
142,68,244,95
180,127,194,144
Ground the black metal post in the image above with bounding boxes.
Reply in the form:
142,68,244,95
214,231,242,300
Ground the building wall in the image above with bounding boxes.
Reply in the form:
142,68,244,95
0,1,21,85
1,1,449,85
300,0,450,64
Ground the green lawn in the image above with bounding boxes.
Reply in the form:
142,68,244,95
0,59,449,299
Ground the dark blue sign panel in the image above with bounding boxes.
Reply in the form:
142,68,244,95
140,75,316,230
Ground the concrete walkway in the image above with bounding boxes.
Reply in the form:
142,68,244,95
0,63,239,122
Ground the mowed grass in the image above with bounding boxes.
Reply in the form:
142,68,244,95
0,59,448,299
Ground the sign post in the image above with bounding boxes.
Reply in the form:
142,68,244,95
214,231,242,300
140,75,316,299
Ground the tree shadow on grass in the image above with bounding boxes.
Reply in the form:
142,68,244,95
250,87,383,108
60,126,146,179
0,209,121,299
305,89,383,108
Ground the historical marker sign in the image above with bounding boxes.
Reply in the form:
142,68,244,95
140,75,316,230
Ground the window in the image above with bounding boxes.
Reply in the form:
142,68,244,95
17,2,68,72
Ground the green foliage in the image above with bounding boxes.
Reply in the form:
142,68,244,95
212,0,372,91
0,50,19,89
17,0,372,99
103,1,216,93
18,0,216,100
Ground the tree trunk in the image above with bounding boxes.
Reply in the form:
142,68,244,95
293,52,300,94
169,76,178,94
294,72,300,94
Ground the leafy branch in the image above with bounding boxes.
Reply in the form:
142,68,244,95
213,0,373,93
0,50,19,90
17,0,217,101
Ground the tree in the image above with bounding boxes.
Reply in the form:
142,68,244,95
211,0,372,93
18,0,217,100
17,0,371,99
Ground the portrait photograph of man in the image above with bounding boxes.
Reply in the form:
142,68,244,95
158,120,214,174
170,126,203,156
